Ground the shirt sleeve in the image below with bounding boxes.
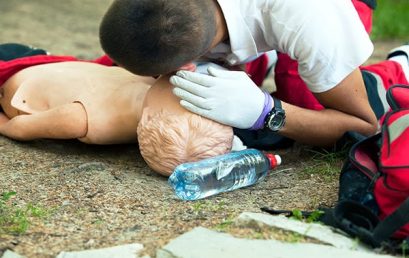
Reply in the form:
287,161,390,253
275,0,374,93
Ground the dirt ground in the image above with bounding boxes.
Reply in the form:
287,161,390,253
0,1,403,257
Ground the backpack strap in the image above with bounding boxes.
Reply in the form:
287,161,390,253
262,199,409,248
326,199,409,247
372,197,409,244
328,201,381,246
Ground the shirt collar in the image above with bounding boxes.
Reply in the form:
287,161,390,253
213,0,258,65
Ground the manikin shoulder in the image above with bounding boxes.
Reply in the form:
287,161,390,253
5,61,152,114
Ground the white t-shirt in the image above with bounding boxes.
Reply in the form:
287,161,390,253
207,0,373,93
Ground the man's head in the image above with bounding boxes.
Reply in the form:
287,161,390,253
99,0,218,76
137,75,233,176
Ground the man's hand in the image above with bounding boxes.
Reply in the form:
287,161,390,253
170,67,265,129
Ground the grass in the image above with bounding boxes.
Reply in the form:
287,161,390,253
217,221,313,244
290,209,325,223
0,191,52,235
402,241,409,258
191,199,228,214
299,147,347,182
372,0,409,40
213,210,324,244
213,216,235,232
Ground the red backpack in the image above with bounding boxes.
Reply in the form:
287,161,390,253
333,84,409,248
260,85,409,249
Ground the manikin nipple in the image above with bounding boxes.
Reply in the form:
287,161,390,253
10,81,47,114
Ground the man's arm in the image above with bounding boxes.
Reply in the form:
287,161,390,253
280,68,378,146
171,67,378,147
0,103,87,141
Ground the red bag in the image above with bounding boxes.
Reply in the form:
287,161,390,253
375,84,409,238
335,84,409,248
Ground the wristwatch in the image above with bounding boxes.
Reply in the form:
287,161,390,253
264,97,286,132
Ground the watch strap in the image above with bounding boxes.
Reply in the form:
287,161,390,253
273,96,282,109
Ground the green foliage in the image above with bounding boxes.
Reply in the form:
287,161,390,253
0,191,51,235
286,232,306,243
2,191,17,201
306,210,325,223
290,209,325,223
214,217,235,232
291,209,304,221
306,147,348,164
299,147,346,181
191,200,227,214
372,0,409,40
402,240,409,258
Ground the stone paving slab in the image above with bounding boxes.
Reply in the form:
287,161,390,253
1,250,26,258
236,212,370,251
56,243,147,258
157,227,395,258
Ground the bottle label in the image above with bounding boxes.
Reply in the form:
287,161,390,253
216,161,235,180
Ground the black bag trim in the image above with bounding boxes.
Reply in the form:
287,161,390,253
381,108,409,164
372,198,409,244
386,85,409,111
381,175,409,193
332,200,380,246
348,134,381,180
358,0,377,10
328,199,409,248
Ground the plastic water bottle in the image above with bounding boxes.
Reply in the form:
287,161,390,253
168,149,281,201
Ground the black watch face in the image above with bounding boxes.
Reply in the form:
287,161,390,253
269,118,283,129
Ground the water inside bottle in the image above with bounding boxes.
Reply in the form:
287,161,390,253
169,149,271,200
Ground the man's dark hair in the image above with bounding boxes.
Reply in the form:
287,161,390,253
99,0,218,76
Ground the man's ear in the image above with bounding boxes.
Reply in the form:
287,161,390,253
178,62,197,72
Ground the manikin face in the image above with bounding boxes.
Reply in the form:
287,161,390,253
142,75,187,115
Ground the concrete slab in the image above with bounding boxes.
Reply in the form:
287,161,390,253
1,250,26,258
56,243,147,258
237,212,369,251
157,227,395,258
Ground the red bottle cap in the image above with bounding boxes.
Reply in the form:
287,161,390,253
264,153,281,169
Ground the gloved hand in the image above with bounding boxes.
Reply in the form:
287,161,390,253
170,67,267,129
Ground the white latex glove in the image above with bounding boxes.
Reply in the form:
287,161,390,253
170,67,265,129
232,135,248,151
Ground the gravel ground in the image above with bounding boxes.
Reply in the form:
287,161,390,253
0,1,402,257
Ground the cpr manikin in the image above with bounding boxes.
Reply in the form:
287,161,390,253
138,71,234,176
0,61,234,175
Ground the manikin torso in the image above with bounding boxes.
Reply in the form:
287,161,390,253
0,61,155,144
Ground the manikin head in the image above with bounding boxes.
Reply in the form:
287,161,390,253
99,0,227,76
137,76,233,176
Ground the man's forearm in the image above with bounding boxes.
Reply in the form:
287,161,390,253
279,101,378,147
277,68,378,147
